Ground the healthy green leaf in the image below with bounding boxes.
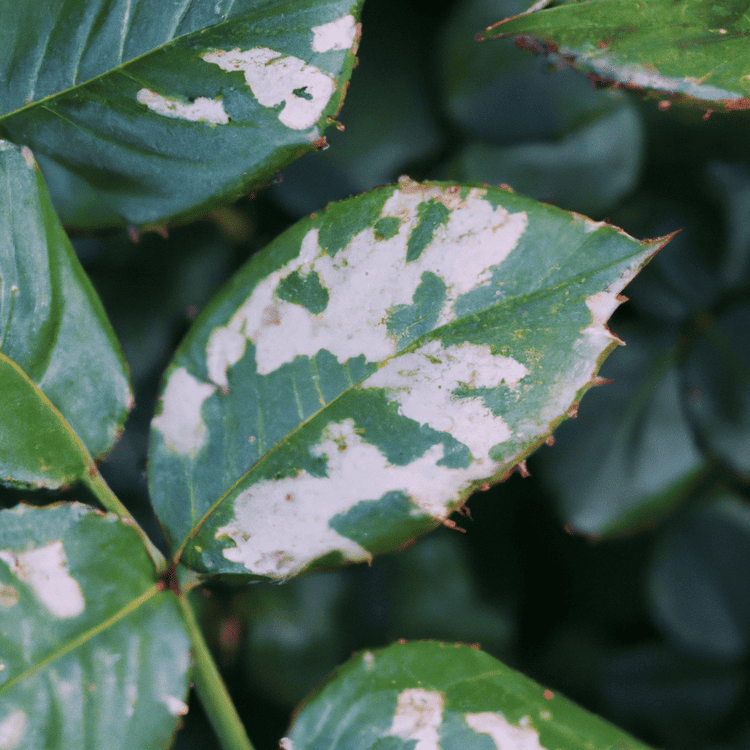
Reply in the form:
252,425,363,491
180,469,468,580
0,0,363,228
0,503,191,750
648,494,750,660
285,640,652,749
481,0,750,112
149,180,666,580
442,105,644,217
0,141,131,489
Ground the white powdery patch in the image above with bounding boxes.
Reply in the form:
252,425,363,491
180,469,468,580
0,710,25,750
465,712,545,750
152,367,216,457
205,187,528,381
0,541,84,619
571,50,736,101
163,696,189,716
136,89,229,124
215,419,483,576
387,689,445,750
365,339,527,461
20,146,35,169
312,14,357,52
202,47,335,130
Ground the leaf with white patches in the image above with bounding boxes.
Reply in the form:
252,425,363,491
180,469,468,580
148,180,667,580
481,0,750,111
287,640,653,749
0,0,363,228
0,141,132,490
0,503,190,750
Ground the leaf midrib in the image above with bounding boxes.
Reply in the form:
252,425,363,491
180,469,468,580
0,584,160,695
174,250,641,560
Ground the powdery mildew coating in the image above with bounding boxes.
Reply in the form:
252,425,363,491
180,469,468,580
205,186,528,383
202,48,335,130
152,367,216,457
216,418,489,576
0,710,25,750
465,712,545,750
136,89,230,124
311,14,357,52
387,689,445,750
572,52,737,102
365,339,528,461
163,696,189,716
0,540,84,618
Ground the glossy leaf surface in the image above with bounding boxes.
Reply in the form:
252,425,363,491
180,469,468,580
0,0,362,228
0,503,191,750
149,180,665,579
482,0,750,111
286,640,652,749
0,142,131,488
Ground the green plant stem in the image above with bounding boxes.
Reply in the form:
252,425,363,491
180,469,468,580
178,592,257,750
83,467,167,572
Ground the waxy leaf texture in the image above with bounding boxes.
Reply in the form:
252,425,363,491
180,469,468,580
0,503,190,750
286,640,652,749
0,0,363,228
483,0,750,111
0,142,131,489
149,180,667,580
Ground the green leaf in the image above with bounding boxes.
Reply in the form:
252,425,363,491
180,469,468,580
442,105,644,217
0,503,191,750
148,180,666,580
286,640,652,749
0,0,363,229
482,0,750,112
648,494,750,660
537,327,708,536
0,142,131,489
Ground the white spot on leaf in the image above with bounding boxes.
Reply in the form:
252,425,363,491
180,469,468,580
153,367,216,457
365,339,527,460
205,188,528,381
387,689,444,750
163,695,189,716
20,147,35,169
202,48,334,130
0,710,25,750
279,739,294,750
312,15,357,52
465,712,545,750
136,89,229,124
0,541,84,619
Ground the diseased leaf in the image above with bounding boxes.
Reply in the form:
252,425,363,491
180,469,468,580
148,179,666,580
0,503,191,750
482,0,750,112
537,328,707,537
285,640,652,750
0,142,131,489
0,0,363,228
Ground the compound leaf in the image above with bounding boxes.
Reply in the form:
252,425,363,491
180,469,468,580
0,0,363,228
0,503,191,750
0,142,131,489
148,180,667,580
482,0,750,112
285,640,652,750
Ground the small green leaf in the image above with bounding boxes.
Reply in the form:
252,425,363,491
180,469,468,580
0,0,363,228
149,180,666,580
0,142,131,489
286,640,652,749
0,503,191,750
482,0,750,111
